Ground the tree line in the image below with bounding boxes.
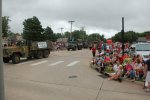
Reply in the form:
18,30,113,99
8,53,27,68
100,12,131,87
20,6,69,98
2,16,150,43
2,16,106,42
111,31,150,43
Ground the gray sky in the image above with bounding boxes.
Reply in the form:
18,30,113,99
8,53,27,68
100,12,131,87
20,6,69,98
3,0,150,38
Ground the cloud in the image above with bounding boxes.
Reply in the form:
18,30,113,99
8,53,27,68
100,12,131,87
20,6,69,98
2,0,150,38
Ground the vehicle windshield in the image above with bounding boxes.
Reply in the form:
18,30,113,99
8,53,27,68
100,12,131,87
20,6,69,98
135,44,150,51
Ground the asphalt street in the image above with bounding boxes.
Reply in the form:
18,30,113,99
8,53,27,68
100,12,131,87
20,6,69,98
4,49,150,100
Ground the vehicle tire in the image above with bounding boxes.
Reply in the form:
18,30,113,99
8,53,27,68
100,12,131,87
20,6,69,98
78,48,81,50
36,51,43,59
74,47,77,51
12,54,20,64
43,50,49,58
3,57,10,63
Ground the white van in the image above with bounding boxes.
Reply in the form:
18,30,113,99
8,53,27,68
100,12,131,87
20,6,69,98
133,43,150,61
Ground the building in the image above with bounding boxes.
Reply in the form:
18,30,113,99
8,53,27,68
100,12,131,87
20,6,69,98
137,37,147,42
2,33,23,46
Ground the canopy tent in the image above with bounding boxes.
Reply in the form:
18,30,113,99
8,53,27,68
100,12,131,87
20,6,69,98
106,39,112,44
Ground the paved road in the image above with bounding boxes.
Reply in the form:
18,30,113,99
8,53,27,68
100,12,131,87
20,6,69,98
4,49,150,100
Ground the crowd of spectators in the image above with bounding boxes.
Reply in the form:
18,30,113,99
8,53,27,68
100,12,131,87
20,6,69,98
91,41,150,92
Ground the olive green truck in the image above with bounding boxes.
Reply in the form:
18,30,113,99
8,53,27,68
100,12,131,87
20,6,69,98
3,40,53,64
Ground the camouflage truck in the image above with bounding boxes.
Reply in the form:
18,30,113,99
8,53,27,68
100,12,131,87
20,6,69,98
3,40,53,64
77,39,83,50
67,41,77,51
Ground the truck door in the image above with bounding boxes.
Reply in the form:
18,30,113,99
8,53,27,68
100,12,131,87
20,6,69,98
20,46,29,57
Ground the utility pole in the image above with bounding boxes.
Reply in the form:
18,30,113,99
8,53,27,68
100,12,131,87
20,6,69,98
60,27,64,42
0,0,5,99
68,21,75,41
121,17,125,56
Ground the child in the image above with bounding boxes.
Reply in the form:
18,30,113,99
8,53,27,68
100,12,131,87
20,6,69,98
134,59,144,80
108,65,123,82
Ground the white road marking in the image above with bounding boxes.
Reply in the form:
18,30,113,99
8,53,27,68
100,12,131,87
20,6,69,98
66,61,80,67
31,60,48,66
48,61,64,66
16,61,34,65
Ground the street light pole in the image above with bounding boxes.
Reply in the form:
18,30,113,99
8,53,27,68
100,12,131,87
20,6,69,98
121,17,125,56
68,21,75,41
0,0,5,99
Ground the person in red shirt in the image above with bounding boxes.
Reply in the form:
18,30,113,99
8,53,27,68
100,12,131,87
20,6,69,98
91,45,96,57
104,54,111,63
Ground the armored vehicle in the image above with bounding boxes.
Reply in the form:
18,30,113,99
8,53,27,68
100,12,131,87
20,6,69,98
67,41,77,51
3,40,52,64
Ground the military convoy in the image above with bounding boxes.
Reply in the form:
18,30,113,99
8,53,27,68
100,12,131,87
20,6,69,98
67,39,84,51
3,40,52,64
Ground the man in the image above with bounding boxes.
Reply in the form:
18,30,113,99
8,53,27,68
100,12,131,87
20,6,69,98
144,54,150,92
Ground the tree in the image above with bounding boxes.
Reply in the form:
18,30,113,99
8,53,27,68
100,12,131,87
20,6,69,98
22,16,43,41
138,31,150,37
69,30,87,41
55,33,62,39
87,33,106,42
112,31,138,43
7,31,15,37
43,26,53,40
2,16,10,37
50,33,62,42
64,31,70,39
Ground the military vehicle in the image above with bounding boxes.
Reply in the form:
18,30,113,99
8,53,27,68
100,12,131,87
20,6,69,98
82,41,88,48
67,41,77,51
3,40,52,64
77,39,83,50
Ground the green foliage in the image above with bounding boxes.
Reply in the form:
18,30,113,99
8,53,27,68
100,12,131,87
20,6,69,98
7,31,16,37
112,31,138,43
72,30,86,41
22,16,43,41
55,33,62,39
87,33,106,42
64,31,70,39
2,16,10,37
64,30,88,41
51,34,57,42
137,31,150,37
43,26,54,40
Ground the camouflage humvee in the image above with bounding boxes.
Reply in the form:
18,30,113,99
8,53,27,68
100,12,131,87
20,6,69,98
3,40,53,64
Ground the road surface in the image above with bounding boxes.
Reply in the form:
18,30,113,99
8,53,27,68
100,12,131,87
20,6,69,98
4,49,150,100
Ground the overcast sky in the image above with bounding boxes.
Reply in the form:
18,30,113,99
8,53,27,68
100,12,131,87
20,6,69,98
3,0,150,38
